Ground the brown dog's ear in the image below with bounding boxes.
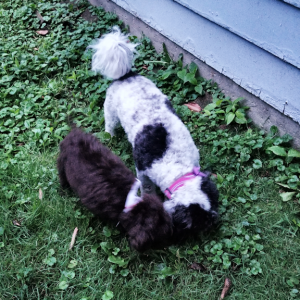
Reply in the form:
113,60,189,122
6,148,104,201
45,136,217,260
119,194,173,252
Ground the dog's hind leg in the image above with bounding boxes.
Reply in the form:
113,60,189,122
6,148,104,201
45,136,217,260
57,156,70,190
104,94,120,136
136,171,156,195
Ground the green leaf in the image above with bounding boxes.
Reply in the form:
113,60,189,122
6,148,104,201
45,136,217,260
120,269,129,277
177,69,187,82
280,192,296,202
91,244,100,253
217,173,224,184
59,281,69,290
162,43,172,63
99,132,111,142
233,97,243,104
225,112,235,125
100,242,113,254
43,256,56,266
204,103,216,111
253,159,262,169
244,180,253,187
288,149,300,158
237,197,247,203
68,259,78,269
102,290,114,300
161,70,173,80
0,242,4,248
195,84,203,95
269,125,279,135
267,146,287,157
0,227,4,235
103,226,111,237
177,53,183,67
108,256,128,267
185,73,197,85
189,62,198,74
62,271,75,279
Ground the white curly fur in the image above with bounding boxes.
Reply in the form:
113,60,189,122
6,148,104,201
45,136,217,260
88,27,218,232
87,26,138,79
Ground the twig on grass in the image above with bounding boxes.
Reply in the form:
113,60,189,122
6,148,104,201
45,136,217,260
220,277,232,299
69,227,78,250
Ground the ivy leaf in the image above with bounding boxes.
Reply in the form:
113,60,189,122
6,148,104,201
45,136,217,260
43,256,56,266
59,281,69,290
267,146,287,157
62,271,75,279
253,159,262,169
68,259,78,269
280,192,296,202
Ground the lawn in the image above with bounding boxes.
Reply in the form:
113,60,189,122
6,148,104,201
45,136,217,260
1,0,300,299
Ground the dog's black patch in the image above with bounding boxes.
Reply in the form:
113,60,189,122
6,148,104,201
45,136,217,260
133,123,168,171
201,176,219,213
165,99,178,116
172,202,218,240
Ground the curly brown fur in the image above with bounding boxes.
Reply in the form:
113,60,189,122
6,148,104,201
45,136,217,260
57,128,173,251
120,193,173,252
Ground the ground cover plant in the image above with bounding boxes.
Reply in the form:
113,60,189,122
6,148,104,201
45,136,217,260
1,0,300,299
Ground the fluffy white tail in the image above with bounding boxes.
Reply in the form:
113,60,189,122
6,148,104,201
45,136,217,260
87,26,139,80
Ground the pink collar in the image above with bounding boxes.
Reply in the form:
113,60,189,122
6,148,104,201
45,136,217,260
164,167,206,199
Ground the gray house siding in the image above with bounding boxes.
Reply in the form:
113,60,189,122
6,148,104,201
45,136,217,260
109,0,300,125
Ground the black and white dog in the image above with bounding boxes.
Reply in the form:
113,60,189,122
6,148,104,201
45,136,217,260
88,27,219,238
57,128,173,251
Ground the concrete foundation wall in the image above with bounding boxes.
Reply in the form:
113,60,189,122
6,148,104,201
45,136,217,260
88,0,300,150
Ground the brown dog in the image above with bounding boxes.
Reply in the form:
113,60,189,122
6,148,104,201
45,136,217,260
57,128,173,252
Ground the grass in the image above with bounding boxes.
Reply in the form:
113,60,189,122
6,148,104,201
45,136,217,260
0,0,300,299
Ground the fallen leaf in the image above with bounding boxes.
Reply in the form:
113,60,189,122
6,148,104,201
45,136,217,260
34,48,39,51
184,102,202,112
13,220,21,226
220,277,232,299
36,30,49,35
69,227,78,250
38,189,43,200
189,262,207,272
